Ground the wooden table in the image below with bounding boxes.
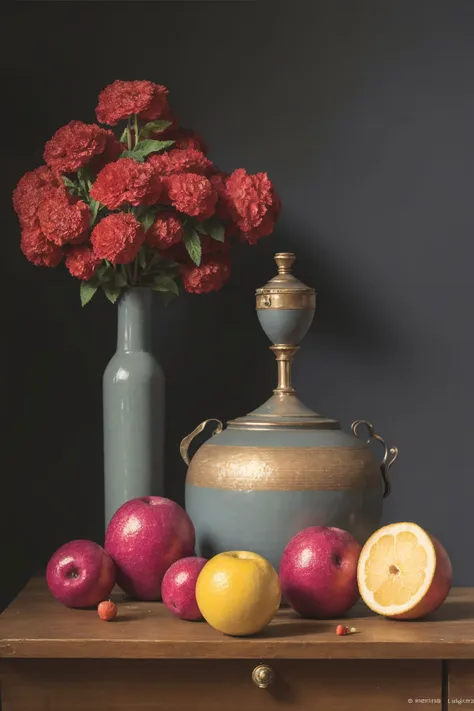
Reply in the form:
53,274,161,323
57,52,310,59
1,579,474,710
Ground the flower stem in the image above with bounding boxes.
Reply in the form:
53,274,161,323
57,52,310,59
127,118,132,151
134,114,139,147
133,257,139,285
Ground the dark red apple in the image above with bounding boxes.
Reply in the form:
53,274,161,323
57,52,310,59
46,540,115,608
279,526,362,618
161,556,207,620
105,496,195,600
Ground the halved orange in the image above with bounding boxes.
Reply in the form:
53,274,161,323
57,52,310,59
357,522,452,619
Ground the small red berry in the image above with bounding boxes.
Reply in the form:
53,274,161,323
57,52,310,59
98,600,117,621
336,624,356,636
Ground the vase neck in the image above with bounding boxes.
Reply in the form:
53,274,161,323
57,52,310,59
117,288,152,352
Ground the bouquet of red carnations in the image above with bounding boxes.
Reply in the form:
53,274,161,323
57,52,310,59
12,80,280,305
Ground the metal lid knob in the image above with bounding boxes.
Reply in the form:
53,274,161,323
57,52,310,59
274,252,295,274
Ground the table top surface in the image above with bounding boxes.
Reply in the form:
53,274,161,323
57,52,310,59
1,578,474,660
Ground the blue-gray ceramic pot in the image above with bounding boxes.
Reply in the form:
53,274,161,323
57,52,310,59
183,253,398,571
183,418,397,572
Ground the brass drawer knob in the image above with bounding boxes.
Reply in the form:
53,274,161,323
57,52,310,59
252,664,275,689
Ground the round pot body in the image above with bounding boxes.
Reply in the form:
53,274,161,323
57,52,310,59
184,252,397,572
184,421,393,572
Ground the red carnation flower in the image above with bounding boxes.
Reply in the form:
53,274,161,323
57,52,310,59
91,213,144,264
180,254,231,294
20,227,62,267
146,211,183,250
44,121,114,174
38,188,90,246
209,172,232,220
225,168,280,243
65,244,101,280
96,80,170,126
146,152,173,176
90,158,161,210
89,129,122,174
148,148,213,177
158,127,208,154
13,166,61,228
241,207,281,244
167,173,217,220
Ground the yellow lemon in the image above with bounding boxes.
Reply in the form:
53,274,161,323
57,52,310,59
196,551,281,636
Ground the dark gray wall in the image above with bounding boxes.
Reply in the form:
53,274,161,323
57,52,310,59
1,0,473,608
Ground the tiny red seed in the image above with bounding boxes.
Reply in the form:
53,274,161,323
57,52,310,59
336,624,349,636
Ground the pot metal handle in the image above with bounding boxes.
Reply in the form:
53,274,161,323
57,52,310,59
180,418,224,465
351,420,398,498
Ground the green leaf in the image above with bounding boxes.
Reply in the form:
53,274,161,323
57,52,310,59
89,199,101,227
121,139,174,162
141,120,172,137
183,227,202,266
62,176,81,197
80,281,98,307
120,150,145,162
102,283,121,304
96,262,110,280
204,217,225,242
160,257,178,268
96,262,116,285
147,251,162,269
134,139,175,157
194,222,207,235
76,167,91,193
119,126,130,144
114,271,128,288
151,275,179,296
139,210,156,233
138,248,147,270
62,176,76,189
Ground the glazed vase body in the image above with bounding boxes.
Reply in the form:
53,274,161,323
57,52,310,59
183,253,397,572
184,422,387,572
103,288,165,526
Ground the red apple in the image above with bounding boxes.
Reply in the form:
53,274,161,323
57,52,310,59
105,496,195,600
279,526,362,618
161,556,207,620
46,540,115,608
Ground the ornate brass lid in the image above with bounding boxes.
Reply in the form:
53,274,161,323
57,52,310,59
228,252,338,430
256,253,316,310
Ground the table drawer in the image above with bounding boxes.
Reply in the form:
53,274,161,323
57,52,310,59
1,659,441,711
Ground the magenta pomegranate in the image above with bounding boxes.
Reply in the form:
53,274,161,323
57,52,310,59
279,526,362,618
161,556,207,620
105,496,195,600
46,539,115,608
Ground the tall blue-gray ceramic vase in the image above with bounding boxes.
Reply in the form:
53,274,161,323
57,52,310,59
103,287,164,525
183,253,399,572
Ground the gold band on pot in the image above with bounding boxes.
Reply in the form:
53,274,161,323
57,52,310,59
256,290,316,310
187,445,380,491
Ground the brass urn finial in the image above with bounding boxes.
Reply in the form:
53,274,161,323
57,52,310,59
231,253,336,427
274,252,295,275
